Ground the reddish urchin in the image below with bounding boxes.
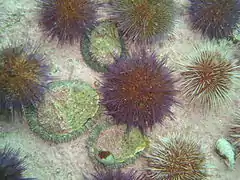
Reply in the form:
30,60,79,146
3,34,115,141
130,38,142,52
144,135,209,179
180,40,240,112
108,0,176,45
88,169,144,180
188,0,240,39
100,51,178,133
38,0,98,45
0,42,51,116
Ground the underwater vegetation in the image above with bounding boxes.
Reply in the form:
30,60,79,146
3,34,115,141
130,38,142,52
180,40,240,111
188,0,240,39
108,0,176,45
100,50,178,133
0,42,50,116
0,145,35,180
88,169,144,180
144,135,209,180
38,0,98,45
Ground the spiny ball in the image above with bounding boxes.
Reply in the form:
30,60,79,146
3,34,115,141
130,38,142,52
144,135,209,179
88,169,143,180
0,43,50,115
0,145,35,180
38,0,97,45
180,40,239,111
228,113,240,158
188,0,240,39
109,0,176,45
100,51,178,133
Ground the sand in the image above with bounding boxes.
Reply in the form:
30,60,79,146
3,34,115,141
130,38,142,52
0,0,240,179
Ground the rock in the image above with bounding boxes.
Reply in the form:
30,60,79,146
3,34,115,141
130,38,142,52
215,138,236,170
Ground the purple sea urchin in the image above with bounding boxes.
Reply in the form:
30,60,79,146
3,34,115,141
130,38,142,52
100,51,178,132
180,40,240,111
0,145,35,180
89,169,144,180
188,0,240,39
0,43,50,116
38,0,98,45
144,135,209,179
109,0,176,45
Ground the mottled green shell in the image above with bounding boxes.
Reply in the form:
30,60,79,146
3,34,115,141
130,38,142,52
81,21,126,73
87,122,149,168
25,80,99,143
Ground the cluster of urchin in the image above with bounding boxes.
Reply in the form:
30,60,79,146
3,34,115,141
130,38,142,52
38,0,177,46
1,0,240,179
37,0,240,44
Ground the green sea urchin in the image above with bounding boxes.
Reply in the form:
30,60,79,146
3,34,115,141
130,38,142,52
109,0,176,45
26,80,99,143
180,40,240,111
144,135,209,179
0,43,50,117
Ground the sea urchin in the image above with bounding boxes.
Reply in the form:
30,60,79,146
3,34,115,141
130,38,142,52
228,113,240,158
144,135,209,179
88,169,144,180
100,51,178,132
109,0,176,45
0,145,35,180
188,0,240,39
180,40,240,111
0,43,50,116
38,0,98,45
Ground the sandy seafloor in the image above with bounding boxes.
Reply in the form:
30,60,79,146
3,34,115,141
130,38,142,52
0,0,240,179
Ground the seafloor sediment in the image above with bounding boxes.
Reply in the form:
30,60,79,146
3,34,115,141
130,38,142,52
0,0,240,179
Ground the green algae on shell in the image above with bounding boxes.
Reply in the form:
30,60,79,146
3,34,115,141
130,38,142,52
25,80,99,143
87,122,149,168
81,21,126,73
